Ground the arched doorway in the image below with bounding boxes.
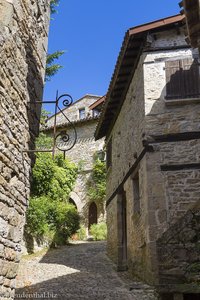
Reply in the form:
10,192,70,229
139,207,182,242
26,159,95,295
69,198,78,210
88,202,97,229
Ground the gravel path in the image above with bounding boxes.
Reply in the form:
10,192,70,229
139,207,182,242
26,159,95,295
15,241,157,300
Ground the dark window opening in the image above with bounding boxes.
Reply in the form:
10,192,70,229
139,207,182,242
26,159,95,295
96,150,106,162
88,202,97,230
184,294,200,300
132,172,140,214
106,138,112,169
92,109,100,117
79,108,85,119
165,58,200,100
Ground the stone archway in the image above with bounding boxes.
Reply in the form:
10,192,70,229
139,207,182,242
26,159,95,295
69,191,82,213
88,202,98,229
69,198,78,209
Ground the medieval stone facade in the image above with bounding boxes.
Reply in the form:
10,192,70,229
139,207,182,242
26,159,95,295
95,15,200,299
44,95,105,234
0,0,50,298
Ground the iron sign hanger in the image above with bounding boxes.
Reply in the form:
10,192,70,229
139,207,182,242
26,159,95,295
24,91,77,159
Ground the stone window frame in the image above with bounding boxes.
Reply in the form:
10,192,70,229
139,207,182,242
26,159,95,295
79,107,86,120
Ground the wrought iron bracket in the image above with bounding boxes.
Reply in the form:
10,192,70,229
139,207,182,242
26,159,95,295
23,91,77,159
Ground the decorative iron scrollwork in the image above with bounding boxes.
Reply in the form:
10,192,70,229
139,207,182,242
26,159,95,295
58,94,73,108
23,91,77,159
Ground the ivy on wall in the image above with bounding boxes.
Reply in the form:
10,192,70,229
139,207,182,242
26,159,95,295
87,155,106,205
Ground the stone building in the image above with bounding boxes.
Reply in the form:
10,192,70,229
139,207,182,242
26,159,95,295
0,0,50,298
95,14,200,299
44,94,105,233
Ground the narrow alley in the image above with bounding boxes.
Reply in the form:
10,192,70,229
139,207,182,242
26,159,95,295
15,242,157,300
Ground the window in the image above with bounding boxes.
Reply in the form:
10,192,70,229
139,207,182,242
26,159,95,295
92,109,100,117
106,138,112,169
165,58,200,100
132,172,140,214
96,150,106,161
79,108,85,120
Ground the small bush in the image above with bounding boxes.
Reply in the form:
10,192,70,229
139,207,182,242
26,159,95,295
76,225,87,240
90,222,107,241
26,197,80,244
25,151,79,249
25,196,51,237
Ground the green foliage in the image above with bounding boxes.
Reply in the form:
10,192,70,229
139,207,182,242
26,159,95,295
35,133,53,150
40,108,51,126
50,0,59,14
26,196,50,237
26,196,80,244
31,153,55,196
46,1,63,82
87,157,106,204
31,153,77,200
76,225,87,240
90,223,107,241
45,51,65,81
26,153,79,247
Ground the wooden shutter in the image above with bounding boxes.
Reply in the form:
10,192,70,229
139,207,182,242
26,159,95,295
165,58,200,99
165,60,182,99
182,58,200,98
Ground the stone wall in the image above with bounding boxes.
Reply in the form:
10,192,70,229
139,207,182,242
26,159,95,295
64,120,104,170
106,54,145,199
106,196,118,263
46,94,101,128
143,29,200,289
157,202,200,290
63,120,105,230
0,0,50,298
106,26,200,290
105,50,157,282
45,99,105,232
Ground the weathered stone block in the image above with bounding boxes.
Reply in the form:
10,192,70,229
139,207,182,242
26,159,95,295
0,0,50,298
0,0,13,26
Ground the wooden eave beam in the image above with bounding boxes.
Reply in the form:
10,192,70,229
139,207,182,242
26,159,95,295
121,58,137,67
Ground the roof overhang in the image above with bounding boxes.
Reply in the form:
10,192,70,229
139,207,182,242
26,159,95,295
180,0,200,48
89,95,106,110
42,116,99,132
95,14,185,140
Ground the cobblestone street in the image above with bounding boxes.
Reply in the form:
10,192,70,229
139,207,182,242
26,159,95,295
15,242,157,300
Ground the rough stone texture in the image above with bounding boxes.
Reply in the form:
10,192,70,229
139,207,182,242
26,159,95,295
106,196,118,264
106,26,200,293
46,94,101,128
0,0,50,298
15,241,158,300
157,202,200,289
45,96,105,233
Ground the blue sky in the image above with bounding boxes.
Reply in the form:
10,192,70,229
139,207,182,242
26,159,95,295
43,0,180,113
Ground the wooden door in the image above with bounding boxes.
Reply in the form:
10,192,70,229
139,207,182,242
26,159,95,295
88,202,97,229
